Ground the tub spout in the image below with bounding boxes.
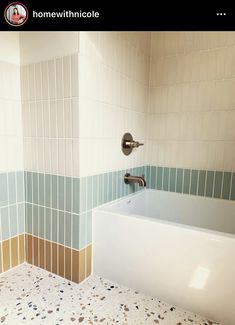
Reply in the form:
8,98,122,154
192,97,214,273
124,173,146,187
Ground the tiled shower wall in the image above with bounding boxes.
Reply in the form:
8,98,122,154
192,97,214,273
0,33,25,274
147,32,235,194
19,32,150,283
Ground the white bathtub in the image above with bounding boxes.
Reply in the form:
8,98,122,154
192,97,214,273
93,189,235,325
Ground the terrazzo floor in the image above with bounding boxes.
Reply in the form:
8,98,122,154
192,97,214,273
0,263,220,325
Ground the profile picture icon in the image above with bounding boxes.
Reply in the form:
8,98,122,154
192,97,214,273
4,2,28,26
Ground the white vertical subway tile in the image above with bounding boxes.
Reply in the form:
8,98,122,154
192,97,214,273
63,56,71,98
48,59,56,100
56,57,63,99
71,53,79,97
41,61,49,100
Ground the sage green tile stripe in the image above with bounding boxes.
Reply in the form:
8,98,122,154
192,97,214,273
65,212,72,247
214,171,223,198
58,176,64,211
150,166,156,189
156,167,163,190
38,173,45,206
222,172,232,200
205,171,214,197
17,171,24,202
33,204,39,237
39,206,44,238
45,174,51,207
190,170,198,195
18,203,25,234
32,172,39,204
198,170,206,196
163,167,169,191
51,209,57,242
73,178,80,214
8,172,16,205
176,169,183,193
9,205,17,237
231,173,235,200
51,175,57,209
183,169,190,194
1,207,9,240
169,168,176,192
72,214,79,250
45,207,51,241
65,177,72,212
58,211,64,245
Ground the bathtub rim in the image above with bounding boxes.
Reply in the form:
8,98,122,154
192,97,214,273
93,189,235,240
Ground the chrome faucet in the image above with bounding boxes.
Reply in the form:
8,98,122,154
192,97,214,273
124,173,146,187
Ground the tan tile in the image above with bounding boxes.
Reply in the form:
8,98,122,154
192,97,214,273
26,234,33,264
11,237,18,267
51,242,57,274
78,247,86,283
86,245,92,277
39,238,45,269
58,245,64,278
2,239,10,271
19,234,25,263
64,247,71,281
33,236,39,267
71,249,79,283
45,240,51,272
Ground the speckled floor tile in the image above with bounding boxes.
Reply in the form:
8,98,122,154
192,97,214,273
0,263,221,325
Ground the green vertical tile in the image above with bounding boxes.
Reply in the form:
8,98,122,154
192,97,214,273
0,173,8,207
73,178,80,214
120,170,125,198
190,170,198,195
65,177,72,212
86,211,92,245
18,203,25,234
33,204,39,237
17,171,24,202
176,168,183,193
113,172,117,201
58,211,64,245
146,166,151,189
45,208,51,241
205,171,214,197
222,172,232,200
9,205,17,237
32,173,39,204
108,172,113,201
58,176,64,211
72,214,79,250
214,171,223,198
87,176,93,210
38,173,45,206
169,168,176,192
80,177,87,213
98,174,103,205
198,170,206,196
156,167,163,190
8,172,16,205
163,167,170,191
51,175,58,209
103,173,109,203
1,207,9,240
79,213,86,249
92,175,98,208
38,207,45,238
51,209,58,242
65,212,72,247
45,174,51,207
183,169,191,194
231,173,235,200
25,203,32,234
150,166,157,189
26,172,32,203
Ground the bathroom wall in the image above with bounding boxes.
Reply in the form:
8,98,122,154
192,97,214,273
0,32,25,274
147,32,235,200
20,32,150,283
